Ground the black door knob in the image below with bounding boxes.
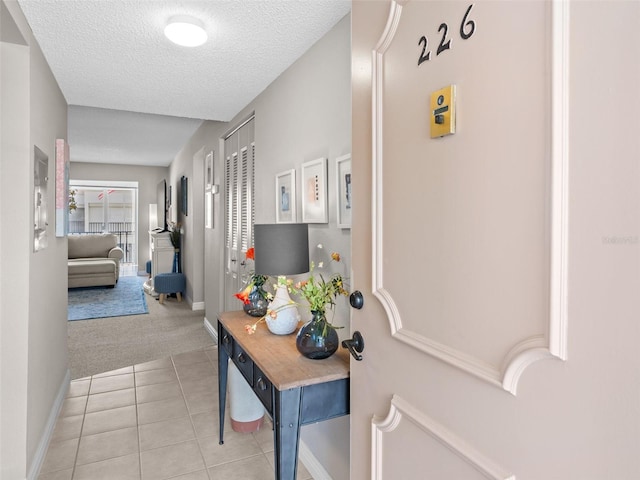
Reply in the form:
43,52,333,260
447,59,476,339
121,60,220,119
342,331,365,361
349,291,364,309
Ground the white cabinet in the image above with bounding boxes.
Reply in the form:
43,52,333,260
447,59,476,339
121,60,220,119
144,231,174,296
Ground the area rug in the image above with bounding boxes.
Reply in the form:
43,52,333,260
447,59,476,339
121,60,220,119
68,276,148,321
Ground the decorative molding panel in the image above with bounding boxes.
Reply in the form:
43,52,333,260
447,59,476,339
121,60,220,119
372,395,514,480
371,0,569,394
548,0,570,362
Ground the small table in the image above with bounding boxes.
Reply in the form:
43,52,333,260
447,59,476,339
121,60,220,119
217,311,350,480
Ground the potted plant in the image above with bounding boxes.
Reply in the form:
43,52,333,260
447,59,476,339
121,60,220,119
292,251,349,359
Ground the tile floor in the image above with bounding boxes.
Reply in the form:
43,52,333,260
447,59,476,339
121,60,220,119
38,346,313,480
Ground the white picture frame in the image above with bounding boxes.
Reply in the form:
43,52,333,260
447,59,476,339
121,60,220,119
275,169,296,223
336,154,352,228
301,157,328,224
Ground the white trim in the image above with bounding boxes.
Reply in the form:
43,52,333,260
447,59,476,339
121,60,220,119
548,0,570,361
204,317,218,342
394,329,503,387
371,0,402,311
27,369,71,480
299,440,333,480
372,395,514,480
70,179,138,188
223,113,255,140
371,0,569,395
191,301,205,311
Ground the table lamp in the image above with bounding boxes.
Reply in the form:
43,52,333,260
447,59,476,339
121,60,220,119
254,223,309,334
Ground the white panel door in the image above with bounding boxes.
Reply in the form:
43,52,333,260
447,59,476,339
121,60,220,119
350,1,569,478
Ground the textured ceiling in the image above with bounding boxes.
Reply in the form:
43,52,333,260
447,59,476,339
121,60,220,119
17,0,351,166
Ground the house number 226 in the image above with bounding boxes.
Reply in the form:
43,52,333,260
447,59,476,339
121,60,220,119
417,4,476,66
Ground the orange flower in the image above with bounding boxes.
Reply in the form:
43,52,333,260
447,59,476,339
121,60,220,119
246,247,255,260
234,285,252,305
244,324,257,334
269,310,278,319
331,252,341,262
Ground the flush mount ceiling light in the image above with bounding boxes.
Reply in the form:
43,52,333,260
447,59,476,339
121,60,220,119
164,16,207,47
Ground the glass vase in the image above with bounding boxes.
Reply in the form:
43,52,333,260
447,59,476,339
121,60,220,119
243,286,268,318
172,248,181,273
295,310,339,360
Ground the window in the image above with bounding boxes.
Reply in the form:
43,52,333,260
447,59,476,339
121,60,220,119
69,180,138,266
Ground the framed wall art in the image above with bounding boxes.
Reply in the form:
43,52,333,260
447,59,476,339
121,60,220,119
34,146,49,252
205,150,215,228
301,157,328,223
55,139,70,237
336,154,352,228
180,176,188,216
275,169,296,223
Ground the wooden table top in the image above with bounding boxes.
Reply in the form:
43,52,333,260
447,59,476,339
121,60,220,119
218,310,350,391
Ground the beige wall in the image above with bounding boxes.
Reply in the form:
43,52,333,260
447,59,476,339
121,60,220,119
1,20,31,480
1,0,69,477
69,162,168,272
168,121,228,306
165,120,227,315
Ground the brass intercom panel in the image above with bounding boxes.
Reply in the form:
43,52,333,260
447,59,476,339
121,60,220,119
430,85,456,138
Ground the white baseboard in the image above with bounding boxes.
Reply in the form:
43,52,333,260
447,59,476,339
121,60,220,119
27,369,71,480
192,301,205,311
299,440,333,480
204,317,218,343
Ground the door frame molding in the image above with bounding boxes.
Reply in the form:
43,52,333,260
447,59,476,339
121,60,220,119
371,0,569,395
372,395,515,480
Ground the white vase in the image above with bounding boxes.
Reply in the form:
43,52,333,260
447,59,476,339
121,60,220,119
265,283,300,335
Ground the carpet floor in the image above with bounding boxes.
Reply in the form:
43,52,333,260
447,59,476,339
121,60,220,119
68,276,148,321
68,278,216,379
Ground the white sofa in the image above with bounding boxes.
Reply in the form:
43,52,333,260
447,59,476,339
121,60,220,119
68,234,124,288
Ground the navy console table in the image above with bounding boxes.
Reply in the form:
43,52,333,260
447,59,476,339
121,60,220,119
217,311,350,480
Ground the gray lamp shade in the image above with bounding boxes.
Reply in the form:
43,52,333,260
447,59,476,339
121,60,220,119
254,224,309,276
